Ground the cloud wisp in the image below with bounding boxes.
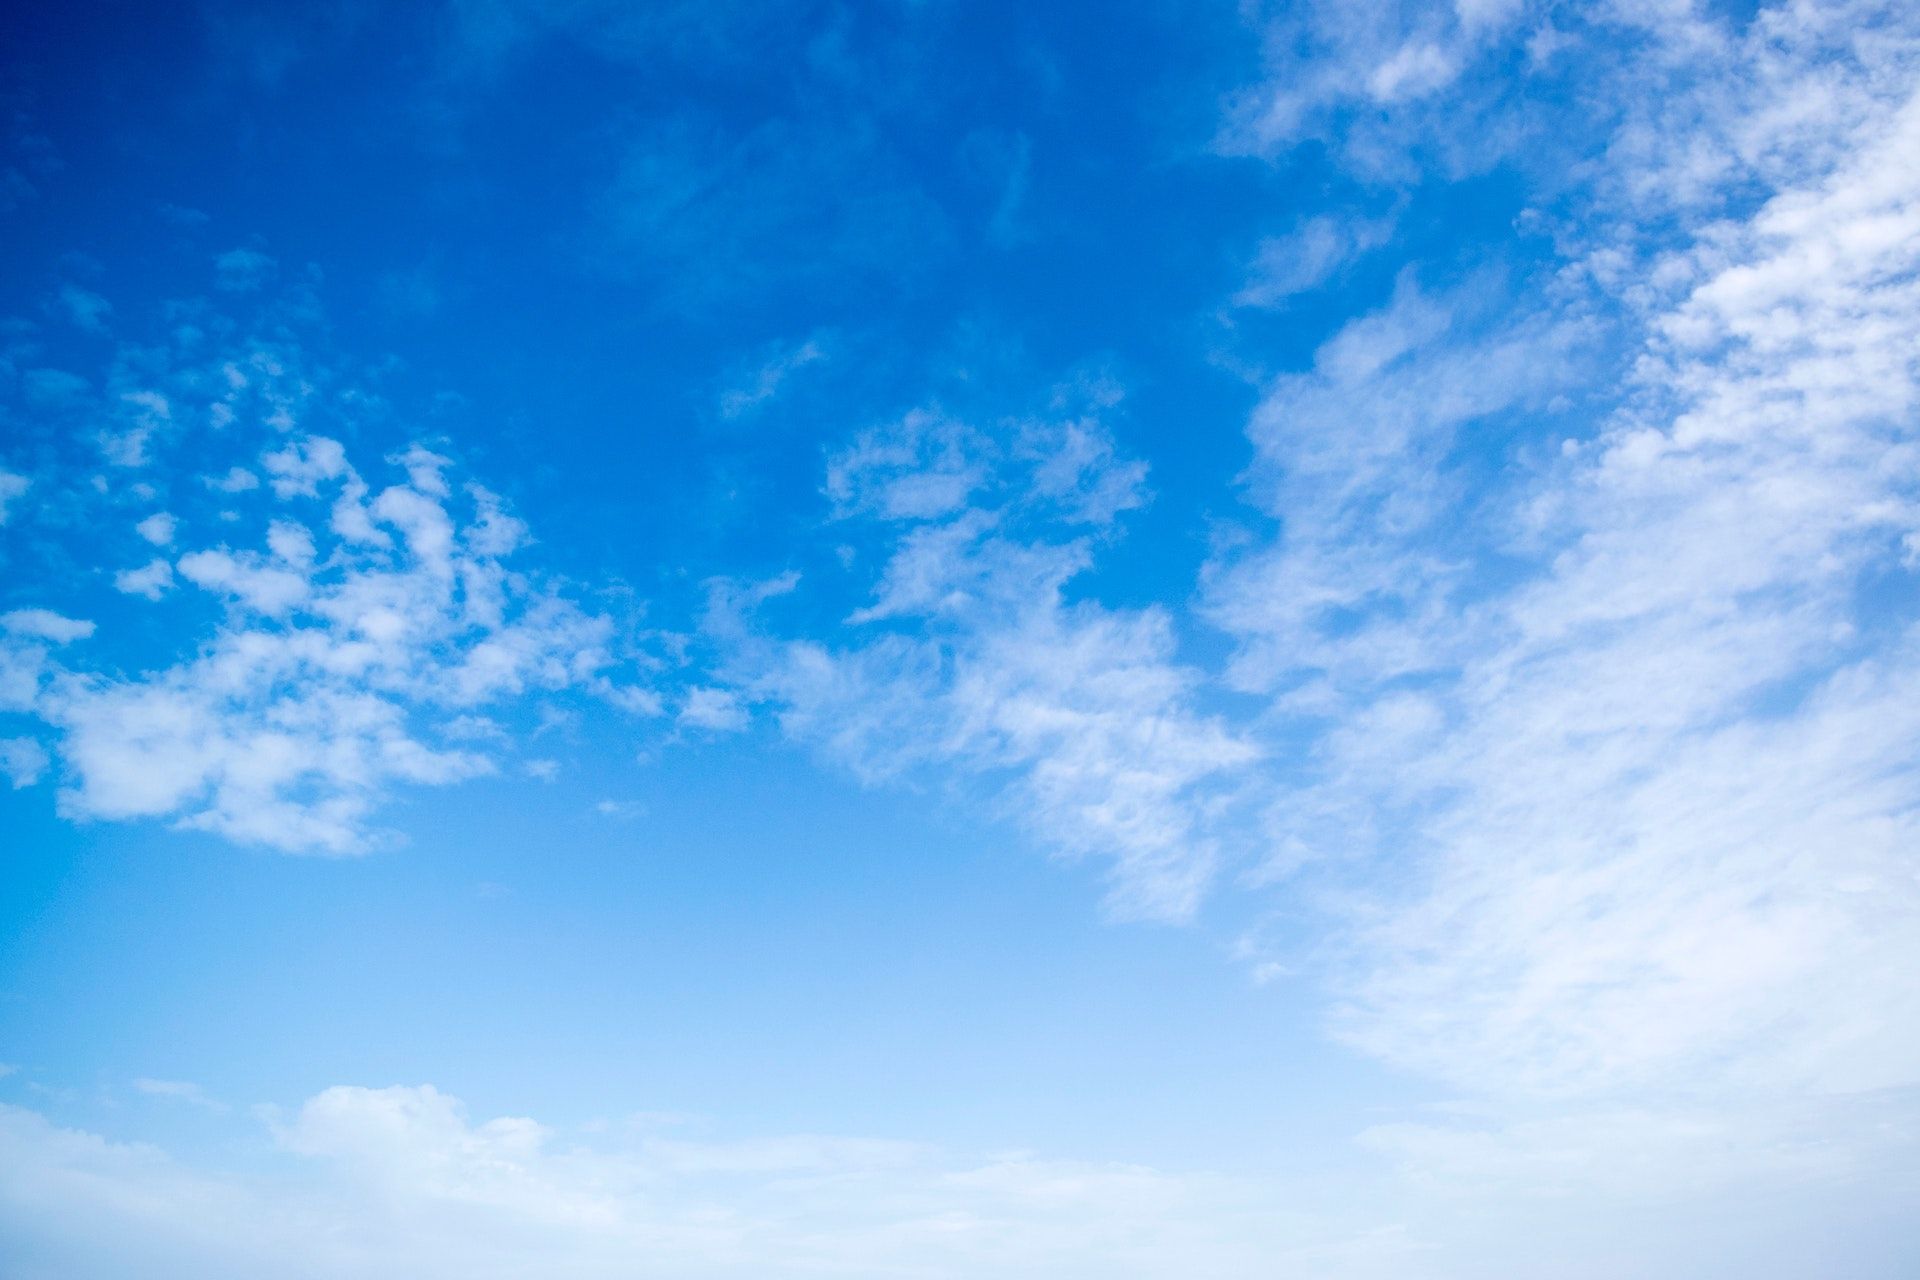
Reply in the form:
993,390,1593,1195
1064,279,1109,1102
711,393,1258,923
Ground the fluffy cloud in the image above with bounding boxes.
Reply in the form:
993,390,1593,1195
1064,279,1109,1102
113,557,175,600
29,443,633,851
135,511,177,545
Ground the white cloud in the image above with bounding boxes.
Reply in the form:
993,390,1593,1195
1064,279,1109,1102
214,246,276,292
1234,214,1396,307
717,335,826,419
104,389,170,468
0,272,668,855
1208,270,1584,695
0,736,48,787
1,609,96,645
176,548,311,614
592,798,643,818
824,407,992,521
114,557,176,600
135,511,178,545
206,466,260,493
721,393,1251,921
677,685,747,733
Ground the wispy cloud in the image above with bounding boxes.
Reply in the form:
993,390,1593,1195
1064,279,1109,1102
716,335,827,420
1216,0,1920,1110
715,388,1255,921
0,1084,1303,1280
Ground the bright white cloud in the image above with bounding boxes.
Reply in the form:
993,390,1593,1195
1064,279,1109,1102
113,557,176,600
33,443,633,851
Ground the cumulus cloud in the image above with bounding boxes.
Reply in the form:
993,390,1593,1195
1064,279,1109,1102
1234,213,1397,307
113,557,175,600
135,512,177,545
1219,0,1535,158
33,443,633,851
0,736,48,787
205,466,260,493
1,1080,1914,1280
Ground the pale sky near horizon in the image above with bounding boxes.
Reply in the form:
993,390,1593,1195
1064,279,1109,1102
2,1,1919,1276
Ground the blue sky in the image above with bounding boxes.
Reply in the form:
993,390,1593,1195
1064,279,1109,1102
2,1,1919,1276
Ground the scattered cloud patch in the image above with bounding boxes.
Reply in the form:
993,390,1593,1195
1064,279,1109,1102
720,391,1251,921
676,686,746,733
113,558,175,600
0,737,48,788
135,512,177,545
1,609,96,645
213,246,276,292
0,276,669,854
